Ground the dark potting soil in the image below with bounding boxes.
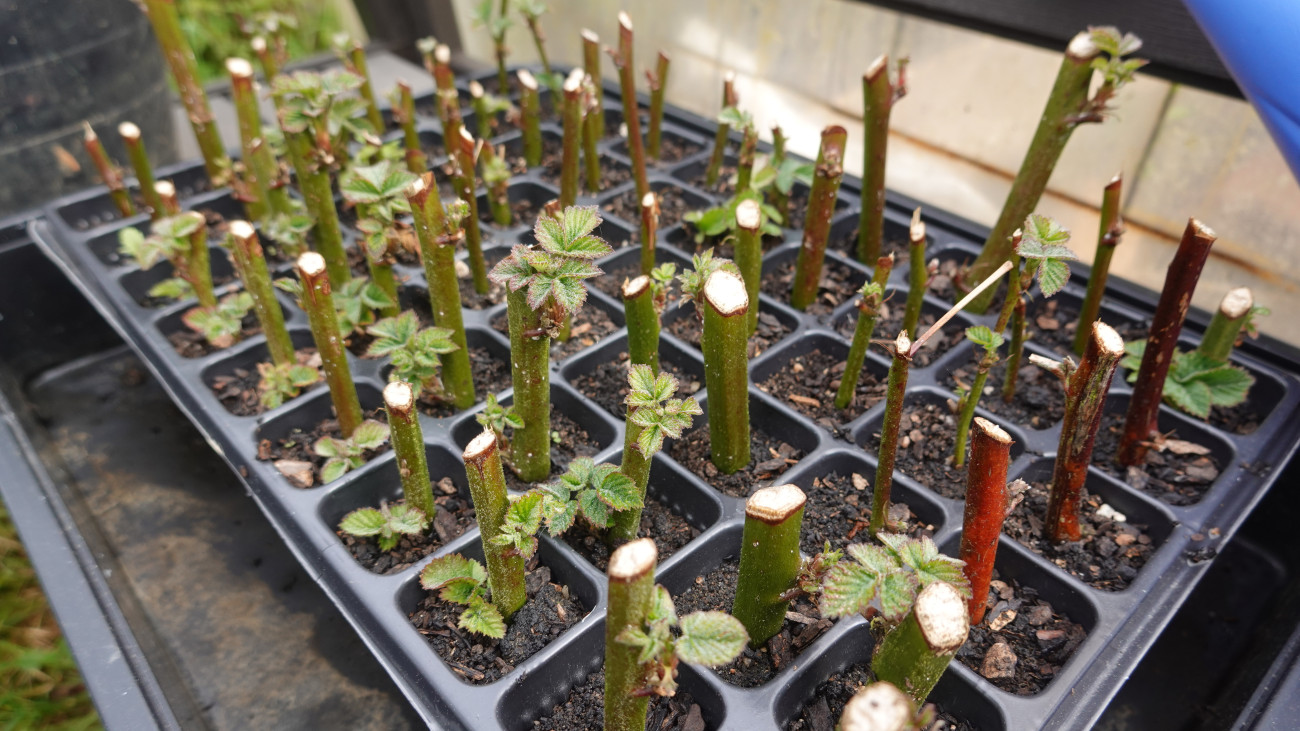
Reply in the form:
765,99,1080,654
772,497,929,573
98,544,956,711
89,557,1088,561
665,306,791,360
459,270,506,310
72,185,214,231
592,261,683,309
257,411,391,489
928,257,1005,315
673,560,831,688
481,195,544,230
410,561,586,685
339,486,474,575
957,572,1087,696
800,470,936,556
828,224,911,264
503,409,602,493
491,305,619,361
167,312,262,359
667,427,803,498
604,185,693,229
569,350,700,419
785,658,978,731
942,359,1065,430
782,188,847,233
208,348,320,416
1089,412,1220,505
562,496,699,571
412,347,513,418
761,259,863,318
531,668,706,731
685,165,737,196
862,399,969,500
617,134,705,167
835,303,962,370
755,348,885,435
537,148,632,192
1003,481,1154,591
508,136,562,176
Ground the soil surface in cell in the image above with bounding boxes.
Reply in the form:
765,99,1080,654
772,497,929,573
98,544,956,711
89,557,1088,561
340,485,474,574
835,302,962,370
787,657,978,731
668,426,804,498
685,163,737,196
209,347,320,416
570,349,700,419
413,346,512,418
480,194,544,230
664,305,791,360
492,305,619,360
258,411,392,489
531,667,705,730
1090,412,1221,506
799,470,937,555
674,560,831,688
623,133,704,167
537,149,632,192
604,185,693,229
1003,480,1155,591
1024,298,1148,359
592,261,683,308
941,358,1065,430
957,571,1087,696
501,409,604,493
829,224,911,263
864,400,969,500
562,495,699,571
459,274,506,311
762,259,864,318
755,348,885,435
410,560,586,685
168,312,262,359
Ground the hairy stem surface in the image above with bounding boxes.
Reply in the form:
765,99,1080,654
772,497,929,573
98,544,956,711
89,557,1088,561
228,221,294,366
385,382,435,518
605,539,656,731
870,331,912,536
623,276,660,373
297,253,363,437
872,581,968,704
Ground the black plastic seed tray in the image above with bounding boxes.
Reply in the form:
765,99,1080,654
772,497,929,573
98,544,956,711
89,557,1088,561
31,62,1300,730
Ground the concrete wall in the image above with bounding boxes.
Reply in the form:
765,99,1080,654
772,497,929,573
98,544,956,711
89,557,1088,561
449,0,1300,346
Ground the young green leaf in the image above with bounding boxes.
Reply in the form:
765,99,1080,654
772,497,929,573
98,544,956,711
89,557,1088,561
878,534,970,596
1016,214,1078,298
420,553,488,596
1125,340,1255,418
182,292,254,347
313,419,390,483
459,597,506,638
490,492,545,559
675,611,748,666
257,361,321,410
339,507,387,536
965,325,1005,353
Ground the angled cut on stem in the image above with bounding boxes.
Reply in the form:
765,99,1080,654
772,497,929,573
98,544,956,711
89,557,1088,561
1118,219,1215,466
702,270,751,474
611,12,650,202
296,252,364,437
605,538,658,731
959,417,1015,624
463,429,527,619
118,122,162,219
871,581,969,704
790,126,848,311
1072,174,1124,354
83,123,134,218
385,381,436,518
227,221,294,367
140,0,231,187
733,484,806,646
647,51,671,159
964,29,1145,312
835,255,893,410
1041,321,1125,541
518,69,543,167
559,69,584,208
639,192,659,275
901,208,928,339
857,54,907,264
733,198,763,336
407,174,476,409
705,72,738,188
1198,287,1255,362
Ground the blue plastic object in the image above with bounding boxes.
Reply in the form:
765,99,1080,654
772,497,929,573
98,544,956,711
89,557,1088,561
1182,0,1300,182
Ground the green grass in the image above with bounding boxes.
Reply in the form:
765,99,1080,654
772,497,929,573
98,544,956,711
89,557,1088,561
0,502,100,730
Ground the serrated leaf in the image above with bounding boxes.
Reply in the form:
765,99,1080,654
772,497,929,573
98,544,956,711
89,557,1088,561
351,420,391,450
1198,364,1254,407
421,553,487,591
1020,214,1071,248
648,585,677,626
542,496,578,536
288,365,320,387
847,543,900,576
1036,258,1071,298
313,436,343,458
593,467,640,510
965,325,1005,352
819,560,881,618
147,278,193,301
488,247,535,291
320,457,352,483
459,597,506,638
578,489,611,528
626,364,658,400
615,626,660,664
388,503,431,534
676,612,748,666
1164,378,1211,418
877,570,919,621
339,507,386,536
506,492,545,534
